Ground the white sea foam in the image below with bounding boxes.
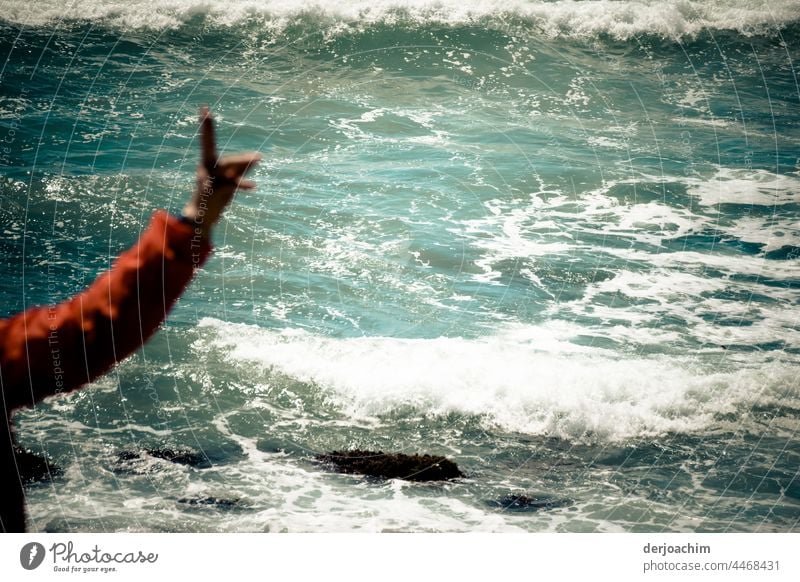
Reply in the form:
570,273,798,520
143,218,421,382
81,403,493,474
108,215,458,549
606,247,800,280
685,167,800,207
2,0,799,39
583,269,728,301
721,215,800,253
563,265,800,348
462,181,711,287
691,304,800,348
193,317,799,442
587,135,626,150
462,168,800,290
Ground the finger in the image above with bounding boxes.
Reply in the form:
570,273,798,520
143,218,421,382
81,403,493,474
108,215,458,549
199,106,217,169
237,179,256,190
220,154,262,180
220,152,261,174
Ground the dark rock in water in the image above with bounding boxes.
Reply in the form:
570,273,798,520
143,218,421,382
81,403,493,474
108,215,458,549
256,437,305,456
316,450,463,481
13,444,63,484
177,496,241,510
116,450,141,462
113,448,212,474
486,494,573,512
145,448,212,468
112,451,146,475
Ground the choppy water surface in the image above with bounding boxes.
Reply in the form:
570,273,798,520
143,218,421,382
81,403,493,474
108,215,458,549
1,0,799,531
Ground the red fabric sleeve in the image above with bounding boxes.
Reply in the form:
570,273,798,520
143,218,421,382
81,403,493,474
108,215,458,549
0,211,212,413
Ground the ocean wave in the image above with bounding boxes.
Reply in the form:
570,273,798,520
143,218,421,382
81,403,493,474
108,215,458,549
2,0,799,39
193,317,799,442
685,168,800,207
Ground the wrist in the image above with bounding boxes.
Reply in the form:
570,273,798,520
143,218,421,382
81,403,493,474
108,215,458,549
179,204,212,239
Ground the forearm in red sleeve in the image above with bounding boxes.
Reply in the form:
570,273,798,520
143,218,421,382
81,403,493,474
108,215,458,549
0,211,211,412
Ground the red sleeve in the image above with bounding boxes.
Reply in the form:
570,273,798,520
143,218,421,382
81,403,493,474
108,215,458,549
0,211,212,413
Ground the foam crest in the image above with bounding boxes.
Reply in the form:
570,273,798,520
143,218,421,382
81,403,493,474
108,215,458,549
686,168,800,207
722,216,800,253
3,0,799,39
193,317,798,442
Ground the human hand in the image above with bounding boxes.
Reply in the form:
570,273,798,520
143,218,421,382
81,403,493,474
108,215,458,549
182,106,261,238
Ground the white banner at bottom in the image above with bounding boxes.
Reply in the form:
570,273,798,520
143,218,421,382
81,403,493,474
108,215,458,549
1,533,798,581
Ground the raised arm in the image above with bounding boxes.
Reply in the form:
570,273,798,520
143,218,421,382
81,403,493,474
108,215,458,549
0,211,209,410
0,108,260,412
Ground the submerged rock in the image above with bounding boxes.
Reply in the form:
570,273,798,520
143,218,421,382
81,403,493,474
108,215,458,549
316,450,463,482
115,448,212,469
116,450,141,462
486,494,573,512
177,496,241,510
113,448,213,475
13,444,63,484
145,448,212,468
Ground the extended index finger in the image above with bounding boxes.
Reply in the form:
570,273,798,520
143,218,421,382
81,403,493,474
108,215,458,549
200,106,217,168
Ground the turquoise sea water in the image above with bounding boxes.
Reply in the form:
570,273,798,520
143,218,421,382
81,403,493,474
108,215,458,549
1,0,799,531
